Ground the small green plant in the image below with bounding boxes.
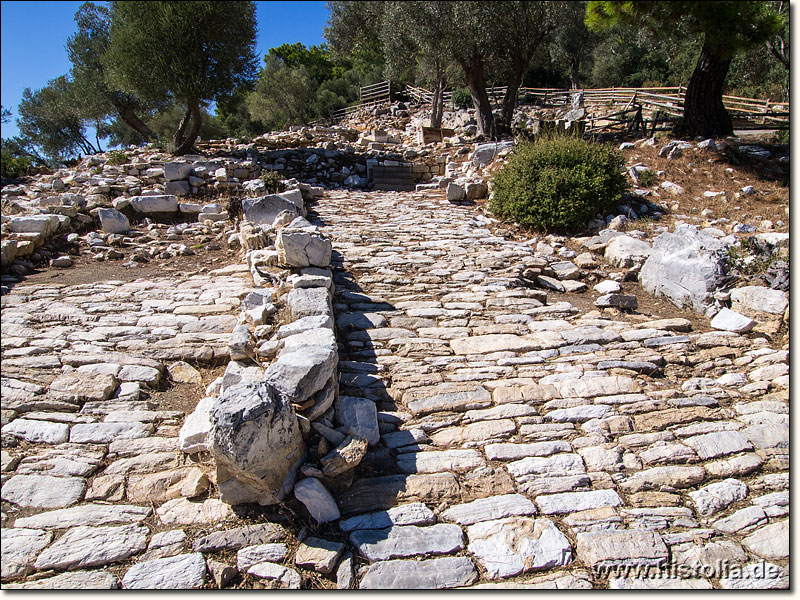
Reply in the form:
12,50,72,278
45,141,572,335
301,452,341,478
451,87,472,110
490,135,629,232
105,150,129,166
636,169,656,187
260,170,286,194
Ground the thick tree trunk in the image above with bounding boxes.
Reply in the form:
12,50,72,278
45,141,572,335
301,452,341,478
174,101,202,156
430,63,445,129
569,59,580,90
460,53,496,139
501,62,526,132
115,103,157,142
683,44,733,138
173,108,192,149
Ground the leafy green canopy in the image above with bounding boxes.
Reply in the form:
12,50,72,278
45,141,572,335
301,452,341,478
106,1,257,106
586,1,783,58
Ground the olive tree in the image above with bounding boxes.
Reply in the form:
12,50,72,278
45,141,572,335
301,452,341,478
67,2,156,142
105,1,257,154
586,1,784,138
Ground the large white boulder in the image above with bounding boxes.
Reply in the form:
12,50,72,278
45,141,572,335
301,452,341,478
207,382,306,505
639,225,730,313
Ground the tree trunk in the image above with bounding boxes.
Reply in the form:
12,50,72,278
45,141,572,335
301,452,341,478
173,108,192,149
569,59,580,90
460,53,496,139
174,101,202,156
430,62,445,129
501,62,526,132
683,44,733,138
115,103,157,142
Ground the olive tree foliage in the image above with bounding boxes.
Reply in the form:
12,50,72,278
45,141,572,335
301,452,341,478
105,1,258,155
247,55,317,129
17,76,102,166
586,1,784,138
327,1,563,138
66,2,156,142
380,1,455,129
491,2,563,129
548,1,599,89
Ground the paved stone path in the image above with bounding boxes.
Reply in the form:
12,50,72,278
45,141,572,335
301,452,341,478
1,189,789,589
311,189,789,589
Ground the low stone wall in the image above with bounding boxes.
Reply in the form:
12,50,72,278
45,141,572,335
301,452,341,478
178,186,349,512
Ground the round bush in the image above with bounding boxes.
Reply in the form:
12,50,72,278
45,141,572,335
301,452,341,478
489,137,628,232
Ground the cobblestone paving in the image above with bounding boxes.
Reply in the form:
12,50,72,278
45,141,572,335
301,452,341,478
0,189,789,589
312,189,789,589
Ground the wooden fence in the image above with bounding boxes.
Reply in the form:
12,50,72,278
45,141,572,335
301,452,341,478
405,84,789,131
323,81,788,132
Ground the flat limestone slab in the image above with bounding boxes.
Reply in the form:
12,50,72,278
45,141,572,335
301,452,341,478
1,474,85,509
1,528,53,579
34,524,149,571
350,524,464,561
359,556,478,589
451,334,539,355
440,494,537,525
122,553,206,589
466,517,572,579
576,529,668,569
13,504,150,530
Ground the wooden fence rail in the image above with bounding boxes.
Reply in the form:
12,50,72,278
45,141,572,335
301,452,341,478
404,84,788,126
323,81,787,129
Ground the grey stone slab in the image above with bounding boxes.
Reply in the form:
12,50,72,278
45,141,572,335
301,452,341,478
237,543,289,571
1,527,53,579
2,419,69,444
69,422,152,443
122,552,206,589
406,386,491,417
294,537,345,574
536,489,623,515
337,396,379,445
13,503,150,529
2,570,119,589
397,449,484,474
742,521,788,560
350,523,464,561
689,478,748,516
247,562,301,588
440,494,537,525
294,477,340,523
467,517,572,579
192,523,286,552
683,430,752,459
339,502,435,532
359,556,478,589
1,474,85,508
34,524,149,570
576,529,668,569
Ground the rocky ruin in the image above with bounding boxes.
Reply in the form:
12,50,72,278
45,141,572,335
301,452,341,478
0,101,789,589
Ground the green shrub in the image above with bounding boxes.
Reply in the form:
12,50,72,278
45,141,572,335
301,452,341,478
105,150,129,166
1,147,31,179
490,136,629,232
260,169,286,194
451,87,472,110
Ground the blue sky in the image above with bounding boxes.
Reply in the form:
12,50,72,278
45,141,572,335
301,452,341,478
0,1,330,139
